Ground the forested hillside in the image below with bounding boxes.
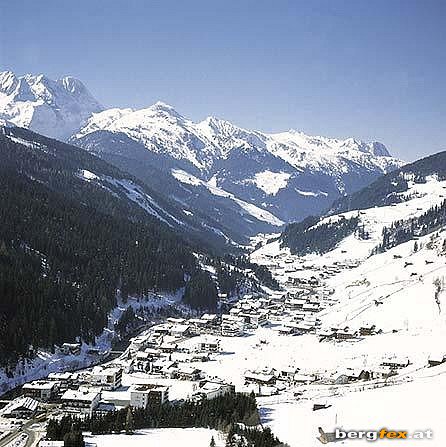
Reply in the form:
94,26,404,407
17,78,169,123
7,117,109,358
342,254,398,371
0,129,207,367
281,215,359,255
0,168,199,367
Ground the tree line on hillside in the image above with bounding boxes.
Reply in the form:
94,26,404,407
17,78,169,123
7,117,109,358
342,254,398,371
281,215,359,255
374,199,446,253
45,393,286,446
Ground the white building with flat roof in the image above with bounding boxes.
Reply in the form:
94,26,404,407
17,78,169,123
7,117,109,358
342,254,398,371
61,388,101,415
91,366,123,390
130,384,169,409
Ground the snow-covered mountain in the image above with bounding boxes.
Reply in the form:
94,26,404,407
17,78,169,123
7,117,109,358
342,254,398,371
1,71,404,238
0,71,103,140
72,102,403,228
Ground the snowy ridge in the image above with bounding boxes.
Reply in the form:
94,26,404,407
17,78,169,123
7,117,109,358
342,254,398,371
0,71,103,140
76,102,401,176
73,99,403,227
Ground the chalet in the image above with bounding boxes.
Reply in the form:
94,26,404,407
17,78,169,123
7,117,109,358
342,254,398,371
151,359,177,374
191,354,209,362
151,323,171,336
201,314,219,326
173,364,202,381
130,384,169,408
276,326,294,335
302,303,320,313
293,373,316,384
286,298,306,309
221,315,244,337
381,356,410,369
333,368,370,384
2,397,39,418
245,371,276,385
278,366,300,381
167,317,186,324
39,442,65,447
160,342,178,353
131,334,151,350
370,367,398,380
334,329,357,340
189,318,210,333
359,325,377,336
22,380,59,401
170,324,191,338
198,337,220,353
194,381,234,400
239,311,268,328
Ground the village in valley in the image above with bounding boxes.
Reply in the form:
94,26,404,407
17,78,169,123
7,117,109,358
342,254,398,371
1,202,446,447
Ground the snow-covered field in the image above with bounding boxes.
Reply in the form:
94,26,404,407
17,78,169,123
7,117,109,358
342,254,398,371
84,428,225,447
261,364,446,446
246,179,446,446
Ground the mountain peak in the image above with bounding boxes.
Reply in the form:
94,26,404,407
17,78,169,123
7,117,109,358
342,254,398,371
0,71,103,141
148,101,181,116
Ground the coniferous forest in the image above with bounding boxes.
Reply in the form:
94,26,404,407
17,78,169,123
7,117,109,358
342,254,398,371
0,130,206,366
45,392,286,447
281,214,359,255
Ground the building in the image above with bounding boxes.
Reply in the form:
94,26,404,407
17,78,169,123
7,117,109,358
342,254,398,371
198,337,220,353
2,397,39,418
370,367,398,380
91,366,123,390
428,354,446,367
334,329,357,340
60,343,81,356
239,311,268,328
244,371,276,386
47,372,78,392
201,314,219,326
278,366,300,381
130,384,169,408
381,357,410,369
61,388,101,415
170,324,191,338
359,325,377,336
194,381,234,400
22,380,59,401
93,402,117,417
174,364,202,381
221,315,244,337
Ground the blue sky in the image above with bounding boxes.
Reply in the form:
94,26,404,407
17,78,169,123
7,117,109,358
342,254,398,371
1,0,445,161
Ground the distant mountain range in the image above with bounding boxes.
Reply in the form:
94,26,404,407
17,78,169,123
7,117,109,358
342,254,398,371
0,71,404,241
